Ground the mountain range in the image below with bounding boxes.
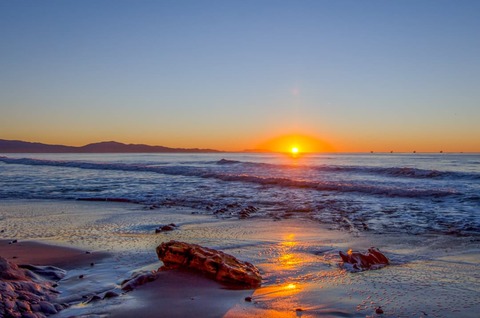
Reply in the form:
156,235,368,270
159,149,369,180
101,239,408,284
0,139,221,153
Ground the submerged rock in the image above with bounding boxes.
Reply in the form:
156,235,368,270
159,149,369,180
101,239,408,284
155,223,178,233
339,247,389,272
156,240,261,288
239,206,258,219
103,291,119,299
121,270,159,292
0,257,62,317
19,264,67,281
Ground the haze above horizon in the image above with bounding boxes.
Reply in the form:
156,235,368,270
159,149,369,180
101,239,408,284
1,0,479,152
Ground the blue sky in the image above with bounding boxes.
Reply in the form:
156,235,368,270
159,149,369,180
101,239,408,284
1,0,479,151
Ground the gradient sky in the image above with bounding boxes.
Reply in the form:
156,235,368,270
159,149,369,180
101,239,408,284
1,0,479,152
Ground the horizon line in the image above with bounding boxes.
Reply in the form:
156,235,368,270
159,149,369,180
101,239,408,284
0,138,478,154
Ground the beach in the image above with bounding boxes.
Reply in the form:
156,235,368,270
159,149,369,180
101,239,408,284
1,199,479,317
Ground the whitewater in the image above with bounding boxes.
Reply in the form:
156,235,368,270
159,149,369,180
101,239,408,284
1,153,479,236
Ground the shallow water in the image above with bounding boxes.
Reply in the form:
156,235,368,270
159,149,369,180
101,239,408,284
1,153,479,236
1,200,478,317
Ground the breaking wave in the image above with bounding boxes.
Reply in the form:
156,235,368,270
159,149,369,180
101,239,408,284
0,157,457,198
212,159,480,180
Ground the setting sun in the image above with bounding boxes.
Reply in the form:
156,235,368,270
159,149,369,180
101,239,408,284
256,134,335,153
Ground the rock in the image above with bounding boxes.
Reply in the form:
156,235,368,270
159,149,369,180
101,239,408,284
121,270,159,292
4,299,16,310
339,247,389,271
214,208,228,215
0,257,62,317
16,300,30,312
103,291,119,299
0,258,27,280
86,295,101,304
155,223,178,233
39,301,57,314
239,206,258,219
375,307,384,314
156,240,261,288
19,264,66,281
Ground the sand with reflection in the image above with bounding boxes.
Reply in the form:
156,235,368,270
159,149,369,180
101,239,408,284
1,200,479,317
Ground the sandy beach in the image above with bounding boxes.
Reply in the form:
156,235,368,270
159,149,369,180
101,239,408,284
1,199,479,317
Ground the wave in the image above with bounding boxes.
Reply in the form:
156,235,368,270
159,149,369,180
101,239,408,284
0,157,457,199
215,158,480,180
216,158,241,165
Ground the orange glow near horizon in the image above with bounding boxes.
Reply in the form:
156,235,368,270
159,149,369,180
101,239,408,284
257,134,335,153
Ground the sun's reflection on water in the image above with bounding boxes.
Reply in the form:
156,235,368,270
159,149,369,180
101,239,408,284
276,233,304,270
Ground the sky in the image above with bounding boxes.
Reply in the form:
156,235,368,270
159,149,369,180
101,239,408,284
1,0,479,152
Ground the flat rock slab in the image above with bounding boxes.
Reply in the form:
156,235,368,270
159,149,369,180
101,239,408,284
156,240,261,288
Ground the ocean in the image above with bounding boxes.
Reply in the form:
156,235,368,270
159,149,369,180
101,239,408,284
1,153,479,236
1,152,480,317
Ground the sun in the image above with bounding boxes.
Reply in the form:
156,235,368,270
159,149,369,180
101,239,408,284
256,134,335,153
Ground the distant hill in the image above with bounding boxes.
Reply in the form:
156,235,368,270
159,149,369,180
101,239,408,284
0,139,222,153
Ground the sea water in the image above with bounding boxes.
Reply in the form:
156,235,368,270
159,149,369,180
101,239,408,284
0,153,479,236
1,153,479,317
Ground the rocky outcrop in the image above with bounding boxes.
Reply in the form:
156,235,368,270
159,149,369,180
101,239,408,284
156,240,261,288
0,257,66,317
339,247,389,272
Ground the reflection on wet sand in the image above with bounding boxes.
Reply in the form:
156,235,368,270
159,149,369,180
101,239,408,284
1,201,479,317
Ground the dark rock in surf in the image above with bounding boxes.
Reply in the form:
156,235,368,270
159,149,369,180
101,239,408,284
103,291,119,299
239,206,258,219
155,223,178,233
86,295,102,303
156,240,261,288
339,247,389,272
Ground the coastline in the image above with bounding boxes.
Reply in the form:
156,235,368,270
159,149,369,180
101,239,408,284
1,199,479,317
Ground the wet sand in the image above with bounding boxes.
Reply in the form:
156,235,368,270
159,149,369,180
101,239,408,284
1,200,479,317
111,270,253,318
0,239,108,269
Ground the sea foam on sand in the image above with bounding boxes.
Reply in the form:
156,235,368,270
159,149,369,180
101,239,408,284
1,200,479,317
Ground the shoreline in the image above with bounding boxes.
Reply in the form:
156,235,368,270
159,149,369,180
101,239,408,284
1,199,479,317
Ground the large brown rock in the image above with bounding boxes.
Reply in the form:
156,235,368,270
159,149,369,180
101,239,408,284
156,240,261,288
